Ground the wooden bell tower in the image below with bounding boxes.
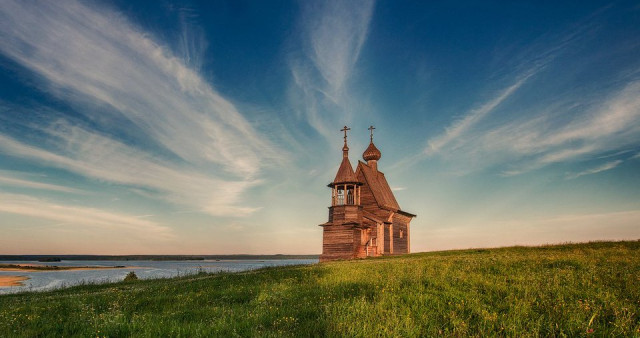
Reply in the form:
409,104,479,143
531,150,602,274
320,126,363,261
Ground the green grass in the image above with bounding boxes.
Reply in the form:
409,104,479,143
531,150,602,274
1,241,639,337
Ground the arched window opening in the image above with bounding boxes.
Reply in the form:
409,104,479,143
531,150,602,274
336,187,344,205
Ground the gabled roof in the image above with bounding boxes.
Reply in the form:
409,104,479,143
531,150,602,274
362,210,386,224
356,161,400,211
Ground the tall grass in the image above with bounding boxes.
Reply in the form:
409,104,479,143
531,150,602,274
0,241,638,336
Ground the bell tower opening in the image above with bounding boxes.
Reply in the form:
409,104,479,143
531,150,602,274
331,183,361,206
329,126,362,206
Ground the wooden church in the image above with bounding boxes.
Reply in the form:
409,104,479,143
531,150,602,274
319,126,416,262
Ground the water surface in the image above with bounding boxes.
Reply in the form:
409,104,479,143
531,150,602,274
0,259,317,294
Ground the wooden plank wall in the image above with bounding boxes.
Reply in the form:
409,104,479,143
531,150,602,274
376,223,384,256
384,223,392,254
322,225,356,259
355,228,366,258
328,205,361,223
392,223,408,254
392,213,412,254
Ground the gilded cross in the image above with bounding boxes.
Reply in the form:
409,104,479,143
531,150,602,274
341,126,351,145
368,125,375,142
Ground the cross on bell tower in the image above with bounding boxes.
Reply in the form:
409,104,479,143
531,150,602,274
368,125,375,142
341,125,351,140
341,125,351,155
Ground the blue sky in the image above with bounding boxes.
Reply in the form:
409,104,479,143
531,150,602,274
0,1,639,254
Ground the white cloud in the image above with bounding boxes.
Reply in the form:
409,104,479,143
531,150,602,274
421,21,640,176
0,0,284,179
0,0,290,216
566,160,623,179
0,124,260,216
305,0,374,97
501,80,640,172
424,21,584,158
0,172,81,193
426,74,532,155
429,78,640,176
289,0,375,139
0,193,172,239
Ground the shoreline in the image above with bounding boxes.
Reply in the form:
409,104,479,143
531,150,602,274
0,264,134,272
0,276,29,287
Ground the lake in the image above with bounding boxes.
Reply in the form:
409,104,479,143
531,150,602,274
0,259,318,294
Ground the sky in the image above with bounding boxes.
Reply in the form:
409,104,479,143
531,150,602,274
0,0,639,254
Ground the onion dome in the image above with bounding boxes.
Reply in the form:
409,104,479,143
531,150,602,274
363,142,381,161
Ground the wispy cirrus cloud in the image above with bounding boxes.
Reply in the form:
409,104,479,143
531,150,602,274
424,19,592,156
0,0,284,176
566,160,623,179
0,0,283,216
0,171,81,194
0,193,172,239
425,73,533,155
0,122,260,216
305,0,374,97
423,21,640,177
449,78,640,177
289,0,375,139
495,79,640,175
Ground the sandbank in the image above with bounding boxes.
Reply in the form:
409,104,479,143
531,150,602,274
0,275,29,287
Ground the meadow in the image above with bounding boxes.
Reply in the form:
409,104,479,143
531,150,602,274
0,241,638,337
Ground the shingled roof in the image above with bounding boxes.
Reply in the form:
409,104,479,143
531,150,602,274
356,160,400,211
332,155,359,184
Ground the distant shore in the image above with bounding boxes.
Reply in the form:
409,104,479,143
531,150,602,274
0,264,131,272
0,254,319,261
0,276,29,287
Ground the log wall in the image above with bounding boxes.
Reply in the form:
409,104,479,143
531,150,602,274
392,222,408,254
328,205,361,223
320,225,356,261
391,213,412,254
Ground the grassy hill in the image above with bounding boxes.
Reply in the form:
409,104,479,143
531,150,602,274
1,241,638,336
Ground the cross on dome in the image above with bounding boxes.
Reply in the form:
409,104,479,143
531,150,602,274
368,125,375,142
363,125,381,162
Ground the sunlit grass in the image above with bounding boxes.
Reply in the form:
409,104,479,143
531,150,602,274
1,240,638,336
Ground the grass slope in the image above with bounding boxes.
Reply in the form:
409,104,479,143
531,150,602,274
1,241,638,337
